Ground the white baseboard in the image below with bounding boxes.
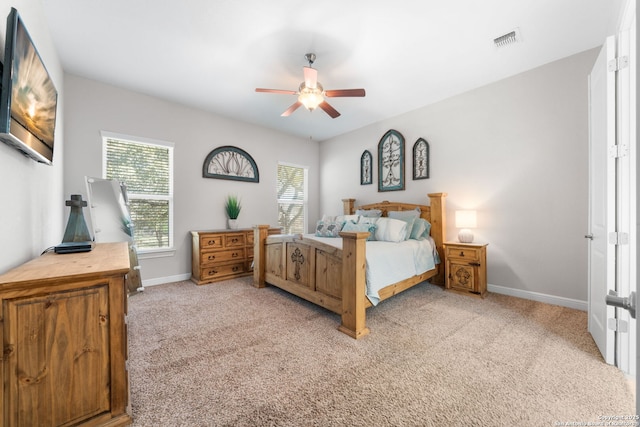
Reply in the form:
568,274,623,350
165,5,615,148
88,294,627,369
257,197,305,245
488,283,587,311
141,273,191,287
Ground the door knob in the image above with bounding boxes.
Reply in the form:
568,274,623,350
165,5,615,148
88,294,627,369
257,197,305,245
584,234,594,240
606,290,636,319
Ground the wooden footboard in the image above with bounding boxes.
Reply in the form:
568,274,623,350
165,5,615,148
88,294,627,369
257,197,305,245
253,227,371,338
254,192,447,339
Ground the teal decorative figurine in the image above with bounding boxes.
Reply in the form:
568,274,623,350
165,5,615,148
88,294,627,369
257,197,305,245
62,194,92,243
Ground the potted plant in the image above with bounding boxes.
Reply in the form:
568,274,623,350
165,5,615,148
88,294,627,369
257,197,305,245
224,194,242,229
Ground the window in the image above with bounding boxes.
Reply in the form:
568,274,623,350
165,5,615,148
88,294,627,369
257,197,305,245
277,163,307,234
102,132,174,253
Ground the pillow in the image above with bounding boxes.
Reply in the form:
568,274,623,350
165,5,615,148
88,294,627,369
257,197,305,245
315,220,344,237
341,221,376,240
373,217,407,242
335,214,360,224
357,216,378,225
388,207,421,219
388,208,421,221
388,209,421,240
355,208,383,218
410,218,432,240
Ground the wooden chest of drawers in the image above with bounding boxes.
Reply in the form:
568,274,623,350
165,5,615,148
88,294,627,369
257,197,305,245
191,228,279,285
443,242,488,297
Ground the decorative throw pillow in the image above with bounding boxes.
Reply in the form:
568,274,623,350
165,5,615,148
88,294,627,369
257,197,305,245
335,214,360,224
373,217,407,242
355,208,383,218
315,220,344,237
341,221,377,240
410,218,432,240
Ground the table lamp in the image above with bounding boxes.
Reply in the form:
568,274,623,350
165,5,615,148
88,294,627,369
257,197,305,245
455,210,477,243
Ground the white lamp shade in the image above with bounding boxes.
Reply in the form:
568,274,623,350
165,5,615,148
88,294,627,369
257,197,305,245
455,210,477,229
455,210,477,243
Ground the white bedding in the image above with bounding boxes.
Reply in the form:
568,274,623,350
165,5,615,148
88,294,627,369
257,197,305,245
304,235,438,305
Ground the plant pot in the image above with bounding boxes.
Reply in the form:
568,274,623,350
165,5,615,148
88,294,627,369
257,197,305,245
228,219,238,229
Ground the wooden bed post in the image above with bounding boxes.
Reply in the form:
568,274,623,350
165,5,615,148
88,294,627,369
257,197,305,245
253,225,270,288
427,193,447,286
342,198,356,215
338,231,370,339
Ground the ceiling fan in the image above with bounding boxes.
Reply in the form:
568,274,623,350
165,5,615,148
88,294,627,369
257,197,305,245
255,53,366,119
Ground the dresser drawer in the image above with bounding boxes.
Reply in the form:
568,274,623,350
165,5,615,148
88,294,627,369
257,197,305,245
200,234,224,249
224,233,246,248
201,248,246,265
445,246,481,262
201,262,245,280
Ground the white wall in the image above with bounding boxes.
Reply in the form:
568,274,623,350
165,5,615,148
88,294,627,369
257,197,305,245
62,47,597,304
0,1,64,273
63,74,318,284
320,49,599,304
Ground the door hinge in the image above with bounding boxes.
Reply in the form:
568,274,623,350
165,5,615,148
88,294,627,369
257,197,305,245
608,56,629,72
608,317,629,333
609,145,629,158
608,231,629,245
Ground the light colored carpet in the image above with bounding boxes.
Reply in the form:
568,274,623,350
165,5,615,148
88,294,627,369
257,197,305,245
127,278,635,426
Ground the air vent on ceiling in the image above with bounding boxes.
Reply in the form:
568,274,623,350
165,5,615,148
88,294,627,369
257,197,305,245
493,28,522,48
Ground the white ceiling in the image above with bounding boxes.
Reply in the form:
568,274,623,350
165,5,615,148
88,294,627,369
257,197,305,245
41,0,625,142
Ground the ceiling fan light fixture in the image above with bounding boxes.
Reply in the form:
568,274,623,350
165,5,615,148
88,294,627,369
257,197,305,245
298,82,324,111
256,53,364,118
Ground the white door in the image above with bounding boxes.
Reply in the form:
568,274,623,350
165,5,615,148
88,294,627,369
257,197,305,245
587,36,616,364
615,27,636,378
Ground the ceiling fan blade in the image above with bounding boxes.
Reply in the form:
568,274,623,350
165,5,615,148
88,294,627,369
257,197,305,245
256,88,297,95
325,88,366,97
281,101,302,117
318,101,340,118
303,66,318,89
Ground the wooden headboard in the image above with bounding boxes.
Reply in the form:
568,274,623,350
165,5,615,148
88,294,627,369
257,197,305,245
341,193,447,285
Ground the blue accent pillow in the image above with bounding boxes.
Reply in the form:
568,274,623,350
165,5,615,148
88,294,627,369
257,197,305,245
410,218,432,240
341,221,377,240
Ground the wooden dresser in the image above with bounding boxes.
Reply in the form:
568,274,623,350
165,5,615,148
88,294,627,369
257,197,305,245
191,227,280,285
0,242,132,426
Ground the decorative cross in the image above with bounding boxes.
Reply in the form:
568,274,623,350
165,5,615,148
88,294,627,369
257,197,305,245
291,248,305,281
455,267,471,286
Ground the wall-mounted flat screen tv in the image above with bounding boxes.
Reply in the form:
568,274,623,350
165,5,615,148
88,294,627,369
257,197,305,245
0,8,58,165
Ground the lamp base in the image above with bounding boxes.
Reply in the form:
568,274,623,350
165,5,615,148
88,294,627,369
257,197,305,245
458,229,474,243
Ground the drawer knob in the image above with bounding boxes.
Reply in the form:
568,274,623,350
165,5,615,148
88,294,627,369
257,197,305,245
459,251,465,257
232,266,239,272
208,255,216,260
208,240,216,245
469,262,481,267
208,269,218,275
232,252,239,258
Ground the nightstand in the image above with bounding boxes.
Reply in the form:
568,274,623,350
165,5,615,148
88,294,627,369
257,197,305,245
443,242,488,297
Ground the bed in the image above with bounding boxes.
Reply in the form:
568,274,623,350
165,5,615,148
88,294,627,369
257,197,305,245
253,193,447,339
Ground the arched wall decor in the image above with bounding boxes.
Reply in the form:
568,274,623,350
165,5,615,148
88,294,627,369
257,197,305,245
203,145,259,182
413,137,429,180
378,129,405,192
360,150,372,185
